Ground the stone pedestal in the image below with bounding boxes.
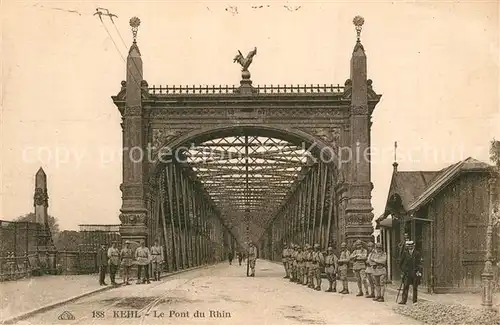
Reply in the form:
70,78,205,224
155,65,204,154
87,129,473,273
481,261,494,308
235,70,258,94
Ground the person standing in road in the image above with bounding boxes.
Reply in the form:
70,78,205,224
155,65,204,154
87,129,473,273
324,246,338,292
97,244,108,286
337,242,350,294
237,252,243,265
228,251,234,265
350,240,369,297
297,245,305,285
281,242,290,279
120,241,133,285
150,240,163,281
365,241,376,298
311,244,324,291
247,242,258,277
399,240,422,304
371,242,388,302
135,240,151,284
107,241,120,285
304,244,313,287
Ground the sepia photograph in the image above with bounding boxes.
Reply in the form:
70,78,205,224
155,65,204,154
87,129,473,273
1,1,499,324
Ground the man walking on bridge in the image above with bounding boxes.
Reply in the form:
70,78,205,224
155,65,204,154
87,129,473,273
247,242,257,277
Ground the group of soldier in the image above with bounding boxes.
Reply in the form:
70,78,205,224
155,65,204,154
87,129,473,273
96,239,164,286
281,236,422,304
281,240,388,302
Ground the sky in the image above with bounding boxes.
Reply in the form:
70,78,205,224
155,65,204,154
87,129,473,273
1,0,499,231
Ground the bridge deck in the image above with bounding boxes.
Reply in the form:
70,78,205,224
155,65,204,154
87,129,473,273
8,261,420,325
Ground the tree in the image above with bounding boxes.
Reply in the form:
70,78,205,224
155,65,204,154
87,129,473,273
14,213,60,235
490,139,500,170
53,230,83,251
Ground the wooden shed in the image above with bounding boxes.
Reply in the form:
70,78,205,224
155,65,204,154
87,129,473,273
376,157,498,293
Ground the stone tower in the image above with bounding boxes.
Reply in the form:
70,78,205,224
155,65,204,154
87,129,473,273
34,167,55,250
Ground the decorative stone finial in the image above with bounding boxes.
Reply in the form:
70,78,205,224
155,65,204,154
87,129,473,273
129,17,141,43
353,15,364,42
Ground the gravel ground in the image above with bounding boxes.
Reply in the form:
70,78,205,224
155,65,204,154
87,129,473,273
393,301,500,325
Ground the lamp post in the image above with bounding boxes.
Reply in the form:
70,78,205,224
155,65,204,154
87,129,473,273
481,176,499,308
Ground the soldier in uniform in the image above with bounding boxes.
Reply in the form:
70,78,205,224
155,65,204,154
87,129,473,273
371,242,388,302
304,244,313,287
398,233,410,259
296,245,304,284
311,244,324,291
282,242,290,279
350,240,369,296
289,244,297,282
365,242,376,298
237,251,243,265
107,241,120,285
150,240,163,281
97,244,108,286
324,246,338,292
337,242,350,294
248,241,258,277
135,240,151,284
398,240,422,304
120,241,133,285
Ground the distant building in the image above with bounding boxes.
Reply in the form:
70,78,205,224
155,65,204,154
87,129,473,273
376,157,497,293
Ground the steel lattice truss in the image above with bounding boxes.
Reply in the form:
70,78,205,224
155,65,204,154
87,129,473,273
183,136,313,242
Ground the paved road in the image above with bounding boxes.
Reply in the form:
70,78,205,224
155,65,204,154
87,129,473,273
19,261,421,324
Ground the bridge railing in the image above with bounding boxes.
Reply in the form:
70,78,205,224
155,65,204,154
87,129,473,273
148,84,345,95
0,252,48,281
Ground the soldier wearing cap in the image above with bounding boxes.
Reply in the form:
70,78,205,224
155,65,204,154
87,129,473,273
311,244,324,290
150,239,164,281
290,244,297,282
97,243,108,286
324,246,338,292
304,244,313,287
398,233,410,259
365,241,376,298
107,241,120,285
337,242,350,293
282,242,291,279
371,242,388,302
135,240,151,284
399,240,422,304
120,241,133,285
297,245,305,284
350,239,369,296
248,241,258,277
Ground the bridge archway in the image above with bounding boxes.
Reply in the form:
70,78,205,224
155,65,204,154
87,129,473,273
113,18,381,268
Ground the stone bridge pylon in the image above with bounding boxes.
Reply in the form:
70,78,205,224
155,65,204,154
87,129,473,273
111,16,381,266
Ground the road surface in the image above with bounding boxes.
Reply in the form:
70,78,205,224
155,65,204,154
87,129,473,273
18,260,421,324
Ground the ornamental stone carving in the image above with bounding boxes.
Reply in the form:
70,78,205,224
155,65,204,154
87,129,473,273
34,188,48,207
151,129,179,149
346,214,371,225
315,128,341,147
119,213,147,225
351,105,368,115
124,105,142,116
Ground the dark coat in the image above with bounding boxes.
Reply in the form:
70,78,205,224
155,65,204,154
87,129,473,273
399,249,422,278
97,248,108,266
